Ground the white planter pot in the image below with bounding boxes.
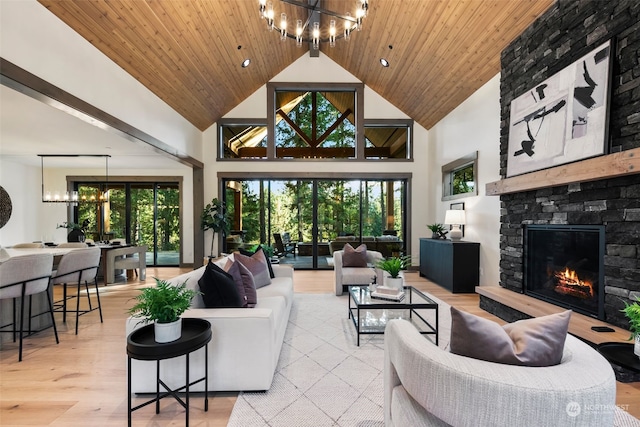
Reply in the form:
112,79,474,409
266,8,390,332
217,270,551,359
385,277,404,292
154,318,182,343
635,335,640,359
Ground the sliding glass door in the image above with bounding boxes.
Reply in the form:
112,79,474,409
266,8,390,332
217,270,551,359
76,181,180,266
223,177,407,269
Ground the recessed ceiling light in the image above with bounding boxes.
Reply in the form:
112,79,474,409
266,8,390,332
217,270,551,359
380,58,389,67
241,58,251,68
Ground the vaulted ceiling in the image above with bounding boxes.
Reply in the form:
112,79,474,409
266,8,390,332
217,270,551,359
37,0,554,132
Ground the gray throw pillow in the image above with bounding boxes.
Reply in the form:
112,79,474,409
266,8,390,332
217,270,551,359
234,251,272,289
342,243,368,267
449,307,571,367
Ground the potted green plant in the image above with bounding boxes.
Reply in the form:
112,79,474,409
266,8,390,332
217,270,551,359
376,255,412,290
427,223,447,239
621,297,640,358
201,198,230,258
128,278,199,343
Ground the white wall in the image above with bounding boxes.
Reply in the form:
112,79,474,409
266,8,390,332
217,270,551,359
0,160,41,246
203,52,433,260
428,74,502,286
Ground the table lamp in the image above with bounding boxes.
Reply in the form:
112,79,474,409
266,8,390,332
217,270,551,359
444,210,466,241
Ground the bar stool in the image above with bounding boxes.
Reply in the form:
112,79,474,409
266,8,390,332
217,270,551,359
51,248,102,334
0,253,58,361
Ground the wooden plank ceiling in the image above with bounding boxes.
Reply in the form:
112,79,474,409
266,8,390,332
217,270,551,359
37,0,554,132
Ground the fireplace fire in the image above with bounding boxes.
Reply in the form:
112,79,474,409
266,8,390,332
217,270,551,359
524,225,604,319
553,267,594,299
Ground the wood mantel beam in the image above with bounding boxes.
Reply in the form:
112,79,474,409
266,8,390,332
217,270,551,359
486,148,640,196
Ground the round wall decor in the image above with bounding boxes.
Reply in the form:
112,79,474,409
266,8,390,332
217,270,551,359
0,186,13,229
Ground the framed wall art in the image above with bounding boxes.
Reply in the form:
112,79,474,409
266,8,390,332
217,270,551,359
506,40,612,177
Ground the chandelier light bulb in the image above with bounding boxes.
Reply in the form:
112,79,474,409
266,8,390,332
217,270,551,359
45,191,52,201
356,8,364,29
360,0,368,17
63,191,70,201
296,19,303,47
259,0,266,16
54,192,60,201
329,20,336,47
72,191,79,201
344,12,352,40
280,13,287,41
266,1,274,29
312,22,320,50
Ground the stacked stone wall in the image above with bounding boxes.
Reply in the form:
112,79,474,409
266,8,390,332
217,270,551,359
499,0,640,328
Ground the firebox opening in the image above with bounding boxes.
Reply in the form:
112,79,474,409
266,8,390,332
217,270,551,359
524,225,605,320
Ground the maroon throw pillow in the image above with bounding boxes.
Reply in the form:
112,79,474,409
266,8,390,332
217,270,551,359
239,246,275,279
224,259,257,308
234,251,272,288
342,243,368,267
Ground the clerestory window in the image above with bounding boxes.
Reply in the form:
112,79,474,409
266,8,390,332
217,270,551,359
218,82,412,160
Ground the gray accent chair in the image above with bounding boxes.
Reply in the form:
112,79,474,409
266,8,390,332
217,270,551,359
384,319,618,427
333,249,383,296
0,253,57,361
51,247,102,334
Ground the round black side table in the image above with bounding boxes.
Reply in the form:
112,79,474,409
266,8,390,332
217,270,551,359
597,342,640,383
127,318,212,426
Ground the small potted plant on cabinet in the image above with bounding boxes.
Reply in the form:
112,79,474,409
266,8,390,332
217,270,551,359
128,278,199,343
376,255,412,291
621,297,640,358
427,223,447,239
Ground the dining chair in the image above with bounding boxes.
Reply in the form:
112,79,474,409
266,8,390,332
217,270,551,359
50,247,102,334
0,253,58,361
11,242,45,248
56,242,88,248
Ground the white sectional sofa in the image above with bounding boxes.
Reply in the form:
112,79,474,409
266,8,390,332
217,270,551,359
126,254,293,392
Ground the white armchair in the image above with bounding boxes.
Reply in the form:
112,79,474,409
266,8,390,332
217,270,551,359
384,319,617,427
333,249,383,296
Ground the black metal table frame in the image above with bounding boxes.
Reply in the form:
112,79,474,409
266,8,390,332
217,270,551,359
127,319,211,427
348,285,438,346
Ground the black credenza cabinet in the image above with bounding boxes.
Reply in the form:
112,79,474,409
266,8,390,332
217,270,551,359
419,238,480,293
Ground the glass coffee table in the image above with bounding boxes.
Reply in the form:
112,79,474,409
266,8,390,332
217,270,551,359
348,285,438,346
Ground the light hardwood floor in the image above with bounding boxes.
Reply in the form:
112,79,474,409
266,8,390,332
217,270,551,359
1,268,638,425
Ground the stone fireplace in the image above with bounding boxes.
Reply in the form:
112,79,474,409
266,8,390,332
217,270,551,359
491,0,640,330
524,225,605,320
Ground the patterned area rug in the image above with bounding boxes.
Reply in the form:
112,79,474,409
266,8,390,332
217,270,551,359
227,292,450,427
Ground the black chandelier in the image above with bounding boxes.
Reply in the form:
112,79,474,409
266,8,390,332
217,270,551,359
259,0,369,50
39,154,110,205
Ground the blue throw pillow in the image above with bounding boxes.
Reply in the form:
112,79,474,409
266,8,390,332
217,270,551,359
198,260,243,308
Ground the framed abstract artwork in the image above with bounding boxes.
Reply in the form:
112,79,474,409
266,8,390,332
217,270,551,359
506,40,612,177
